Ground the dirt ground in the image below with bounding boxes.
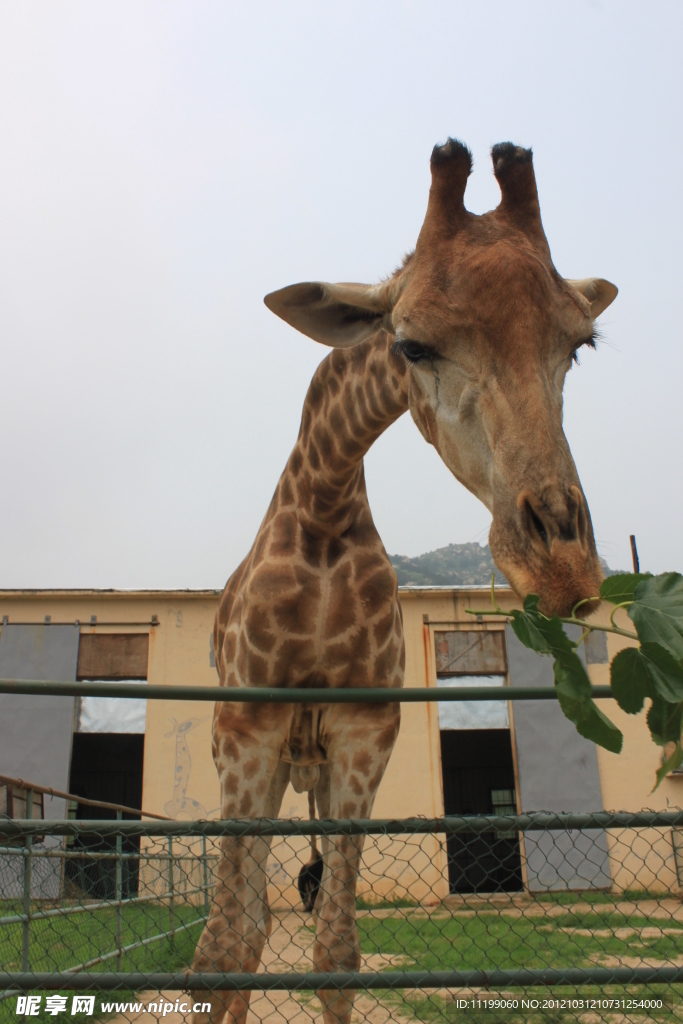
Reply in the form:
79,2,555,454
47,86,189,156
109,909,412,1024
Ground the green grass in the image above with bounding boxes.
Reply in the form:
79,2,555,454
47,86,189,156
0,902,206,1024
534,888,673,905
359,910,683,971
357,907,683,1022
4,898,683,1023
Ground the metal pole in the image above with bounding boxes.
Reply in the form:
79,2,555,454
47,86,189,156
4,808,683,840
0,680,617,702
21,789,34,972
168,836,175,948
116,811,123,970
5,965,683,992
202,835,209,916
630,534,640,573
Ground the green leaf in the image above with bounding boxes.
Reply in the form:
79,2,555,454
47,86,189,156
600,573,652,605
639,643,683,703
646,696,683,747
629,572,683,665
553,650,592,699
510,595,574,658
654,742,683,790
610,642,683,706
553,652,623,753
575,701,624,754
610,648,651,713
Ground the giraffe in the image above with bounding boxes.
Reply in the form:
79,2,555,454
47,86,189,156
191,140,617,1024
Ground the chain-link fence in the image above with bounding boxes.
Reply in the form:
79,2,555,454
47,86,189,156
2,679,683,1020
2,812,683,1023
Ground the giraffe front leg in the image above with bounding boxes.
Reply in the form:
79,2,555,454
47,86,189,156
190,721,291,1024
314,832,363,1024
225,848,272,1024
314,704,400,1024
190,836,251,1024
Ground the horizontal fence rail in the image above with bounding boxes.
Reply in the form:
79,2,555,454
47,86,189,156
0,679,614,702
5,967,683,992
3,811,683,838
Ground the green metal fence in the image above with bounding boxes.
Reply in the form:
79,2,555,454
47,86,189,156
0,680,614,702
2,679,683,1023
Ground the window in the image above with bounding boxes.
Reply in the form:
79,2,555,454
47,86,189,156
491,788,517,839
440,731,522,894
77,634,149,679
0,783,45,845
75,633,148,734
436,629,522,893
68,634,148,897
436,629,508,731
435,630,506,675
66,734,144,898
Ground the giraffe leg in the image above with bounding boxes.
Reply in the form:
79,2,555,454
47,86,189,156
190,718,292,1024
313,704,400,1024
223,760,291,1024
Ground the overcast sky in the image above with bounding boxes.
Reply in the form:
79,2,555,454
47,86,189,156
0,1,681,589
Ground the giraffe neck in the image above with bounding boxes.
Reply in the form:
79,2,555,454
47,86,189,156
283,331,409,534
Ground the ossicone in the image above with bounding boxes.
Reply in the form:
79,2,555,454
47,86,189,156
430,137,473,176
491,142,547,247
420,137,473,238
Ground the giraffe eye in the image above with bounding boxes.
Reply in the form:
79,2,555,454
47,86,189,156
571,331,598,364
392,339,434,363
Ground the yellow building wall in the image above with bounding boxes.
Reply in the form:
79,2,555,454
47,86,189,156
1,586,681,899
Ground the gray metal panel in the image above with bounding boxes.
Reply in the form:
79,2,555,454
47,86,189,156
0,624,79,806
0,625,79,898
585,630,609,664
507,623,611,891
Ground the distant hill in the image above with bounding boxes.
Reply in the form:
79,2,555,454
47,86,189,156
389,542,615,587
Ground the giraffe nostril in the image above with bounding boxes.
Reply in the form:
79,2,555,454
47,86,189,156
529,507,547,545
570,485,589,549
522,498,550,551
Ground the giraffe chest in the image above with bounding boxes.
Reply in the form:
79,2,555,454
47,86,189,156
221,534,404,689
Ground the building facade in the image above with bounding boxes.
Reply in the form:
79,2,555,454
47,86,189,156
0,586,680,904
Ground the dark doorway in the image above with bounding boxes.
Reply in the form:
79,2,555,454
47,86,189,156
440,729,523,894
66,733,144,898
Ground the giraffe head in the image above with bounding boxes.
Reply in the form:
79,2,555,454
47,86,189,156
265,140,617,618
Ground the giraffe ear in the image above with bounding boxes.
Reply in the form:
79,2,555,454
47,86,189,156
264,282,394,348
566,278,618,319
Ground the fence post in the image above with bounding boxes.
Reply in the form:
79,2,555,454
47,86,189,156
21,788,34,972
168,836,175,948
202,835,209,916
116,810,123,970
